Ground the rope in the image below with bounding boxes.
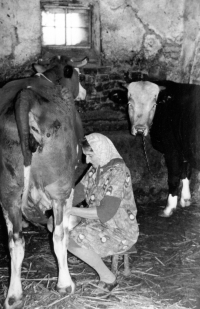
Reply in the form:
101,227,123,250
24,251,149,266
35,73,53,83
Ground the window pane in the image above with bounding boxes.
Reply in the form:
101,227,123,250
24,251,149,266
66,28,89,46
55,13,65,27
55,27,65,45
66,11,89,28
42,27,56,45
42,11,55,27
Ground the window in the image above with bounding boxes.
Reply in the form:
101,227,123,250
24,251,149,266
41,7,91,48
40,1,101,64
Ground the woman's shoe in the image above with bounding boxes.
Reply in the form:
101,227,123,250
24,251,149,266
90,279,118,295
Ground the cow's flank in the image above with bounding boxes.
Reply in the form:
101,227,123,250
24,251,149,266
0,55,88,309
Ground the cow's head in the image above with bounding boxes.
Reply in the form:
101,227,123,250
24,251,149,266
33,55,88,101
0,55,88,117
127,81,161,136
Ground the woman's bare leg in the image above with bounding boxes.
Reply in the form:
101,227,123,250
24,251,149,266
68,239,116,283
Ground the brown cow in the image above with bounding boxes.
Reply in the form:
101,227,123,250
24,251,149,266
0,55,88,309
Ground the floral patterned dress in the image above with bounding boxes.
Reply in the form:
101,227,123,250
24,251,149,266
70,158,139,257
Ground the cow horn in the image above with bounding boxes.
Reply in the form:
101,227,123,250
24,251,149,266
69,56,89,68
33,64,46,73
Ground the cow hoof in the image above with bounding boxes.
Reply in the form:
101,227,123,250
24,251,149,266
57,280,76,295
4,297,23,309
158,208,175,217
180,199,191,208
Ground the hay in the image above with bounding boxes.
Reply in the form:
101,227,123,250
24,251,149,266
1,276,190,309
0,203,200,308
0,260,193,309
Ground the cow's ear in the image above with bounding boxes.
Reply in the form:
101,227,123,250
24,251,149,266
33,64,46,73
64,65,73,78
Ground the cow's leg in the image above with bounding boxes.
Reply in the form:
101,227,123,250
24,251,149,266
52,189,75,295
180,161,192,207
3,207,24,309
159,194,178,217
180,178,191,207
159,152,181,217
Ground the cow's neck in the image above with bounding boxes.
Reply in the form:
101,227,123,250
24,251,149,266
44,66,62,84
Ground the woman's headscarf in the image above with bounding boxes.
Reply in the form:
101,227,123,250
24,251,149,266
85,133,122,167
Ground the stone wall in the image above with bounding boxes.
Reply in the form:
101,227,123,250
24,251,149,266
0,0,41,82
77,65,128,133
99,0,200,83
1,0,200,83
1,0,200,204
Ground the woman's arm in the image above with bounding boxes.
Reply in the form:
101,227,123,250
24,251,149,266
70,206,99,220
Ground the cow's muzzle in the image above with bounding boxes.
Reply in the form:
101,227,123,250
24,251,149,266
131,125,148,136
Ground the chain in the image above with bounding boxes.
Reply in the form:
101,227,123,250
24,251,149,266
142,135,157,179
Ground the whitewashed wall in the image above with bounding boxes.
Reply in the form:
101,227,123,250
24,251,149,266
0,0,41,66
0,0,200,82
100,0,200,82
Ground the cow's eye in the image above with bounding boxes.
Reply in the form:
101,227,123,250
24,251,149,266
151,103,157,110
54,124,61,130
64,65,73,78
53,120,61,131
31,126,39,133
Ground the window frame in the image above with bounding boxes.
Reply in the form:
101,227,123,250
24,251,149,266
41,5,92,49
40,1,101,64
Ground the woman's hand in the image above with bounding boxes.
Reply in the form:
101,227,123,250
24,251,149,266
68,215,82,231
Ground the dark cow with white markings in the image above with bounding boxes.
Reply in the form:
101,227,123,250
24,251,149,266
111,80,200,217
0,55,88,309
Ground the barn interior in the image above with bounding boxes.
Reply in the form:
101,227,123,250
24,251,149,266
1,0,200,308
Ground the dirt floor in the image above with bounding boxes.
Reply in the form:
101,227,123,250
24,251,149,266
1,200,200,309
1,131,200,309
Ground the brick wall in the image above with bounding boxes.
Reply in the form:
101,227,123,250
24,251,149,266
76,65,127,134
